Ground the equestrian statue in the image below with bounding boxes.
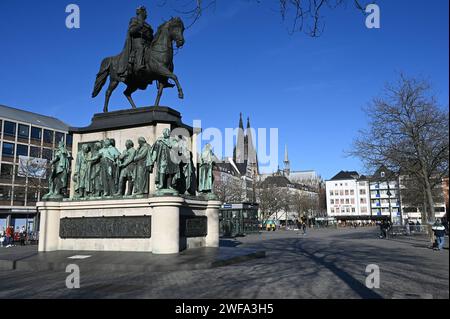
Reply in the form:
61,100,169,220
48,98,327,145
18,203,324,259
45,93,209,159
92,6,185,113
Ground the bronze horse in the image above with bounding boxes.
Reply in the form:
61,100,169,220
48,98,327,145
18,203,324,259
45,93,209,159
92,17,185,113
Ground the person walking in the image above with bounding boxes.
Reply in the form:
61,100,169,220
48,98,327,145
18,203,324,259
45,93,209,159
19,226,26,246
432,220,446,251
302,221,307,235
5,226,12,247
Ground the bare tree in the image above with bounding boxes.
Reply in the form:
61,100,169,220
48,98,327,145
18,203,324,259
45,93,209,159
256,181,283,221
159,0,375,36
214,171,245,203
350,75,449,224
400,175,445,222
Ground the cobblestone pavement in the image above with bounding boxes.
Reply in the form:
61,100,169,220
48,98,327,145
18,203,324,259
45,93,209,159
0,227,448,299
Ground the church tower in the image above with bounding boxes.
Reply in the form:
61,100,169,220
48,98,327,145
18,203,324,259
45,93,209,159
283,144,290,177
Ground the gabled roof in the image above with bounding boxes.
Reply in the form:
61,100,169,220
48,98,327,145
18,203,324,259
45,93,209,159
329,171,360,181
370,165,397,181
0,104,69,131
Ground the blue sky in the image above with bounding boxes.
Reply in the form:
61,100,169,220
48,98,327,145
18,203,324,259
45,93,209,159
0,0,448,179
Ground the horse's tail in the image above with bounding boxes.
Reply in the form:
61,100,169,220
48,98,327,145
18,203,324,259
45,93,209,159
92,57,111,98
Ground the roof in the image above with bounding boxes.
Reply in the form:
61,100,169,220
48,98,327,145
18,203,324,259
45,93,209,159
370,165,397,181
329,171,360,181
261,175,292,187
0,104,69,131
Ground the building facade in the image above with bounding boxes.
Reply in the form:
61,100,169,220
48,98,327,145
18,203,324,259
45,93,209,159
0,104,71,232
326,168,447,223
325,171,371,221
368,166,402,224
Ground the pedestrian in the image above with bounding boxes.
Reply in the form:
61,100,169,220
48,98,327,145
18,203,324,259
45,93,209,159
302,221,307,235
431,220,446,251
379,221,384,238
20,226,26,246
5,226,12,247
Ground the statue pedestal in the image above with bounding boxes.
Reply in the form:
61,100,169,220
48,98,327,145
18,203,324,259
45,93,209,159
37,197,221,254
37,106,222,255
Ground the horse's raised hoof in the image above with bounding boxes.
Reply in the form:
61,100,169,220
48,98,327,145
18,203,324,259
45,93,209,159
178,92,184,99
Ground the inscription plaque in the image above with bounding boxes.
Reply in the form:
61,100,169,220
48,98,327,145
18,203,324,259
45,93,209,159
60,216,151,239
180,216,207,238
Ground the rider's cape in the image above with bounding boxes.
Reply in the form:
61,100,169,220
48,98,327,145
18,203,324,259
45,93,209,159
116,18,135,79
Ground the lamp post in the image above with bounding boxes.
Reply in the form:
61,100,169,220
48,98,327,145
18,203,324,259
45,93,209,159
386,182,392,223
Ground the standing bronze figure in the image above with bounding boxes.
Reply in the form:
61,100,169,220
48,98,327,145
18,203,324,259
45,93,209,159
88,142,103,197
148,128,179,194
92,6,186,112
43,141,70,200
73,144,91,198
115,140,137,196
133,137,152,195
198,144,216,197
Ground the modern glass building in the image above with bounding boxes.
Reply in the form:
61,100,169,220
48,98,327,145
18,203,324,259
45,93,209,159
0,104,71,233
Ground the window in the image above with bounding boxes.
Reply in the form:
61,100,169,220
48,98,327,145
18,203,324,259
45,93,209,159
329,190,334,196
3,121,16,136
0,185,12,204
330,199,334,204
30,147,41,158
345,198,350,204
43,129,54,144
381,171,385,178
31,126,42,140
27,187,39,204
42,148,53,160
55,132,65,144
18,124,30,138
13,186,26,206
361,207,367,213
352,208,355,213
340,190,344,196
350,198,355,205
66,134,73,146
360,189,366,195
340,199,345,204
0,164,14,182
330,208,335,213
350,190,354,195
2,142,15,157
16,144,28,157
345,190,349,195
360,198,366,204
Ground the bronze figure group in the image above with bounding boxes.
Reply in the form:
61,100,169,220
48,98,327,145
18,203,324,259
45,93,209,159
67,130,214,200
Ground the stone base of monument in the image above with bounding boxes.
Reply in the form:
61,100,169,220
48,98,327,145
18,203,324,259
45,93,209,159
10,247,265,272
37,197,222,255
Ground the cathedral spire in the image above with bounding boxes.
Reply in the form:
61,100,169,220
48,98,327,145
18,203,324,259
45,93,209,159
284,144,290,177
235,113,245,164
239,112,244,129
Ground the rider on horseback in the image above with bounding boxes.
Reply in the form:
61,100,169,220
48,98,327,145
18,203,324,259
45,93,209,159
117,6,154,78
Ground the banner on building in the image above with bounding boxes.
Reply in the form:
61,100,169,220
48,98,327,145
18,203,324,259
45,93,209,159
18,156,48,179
